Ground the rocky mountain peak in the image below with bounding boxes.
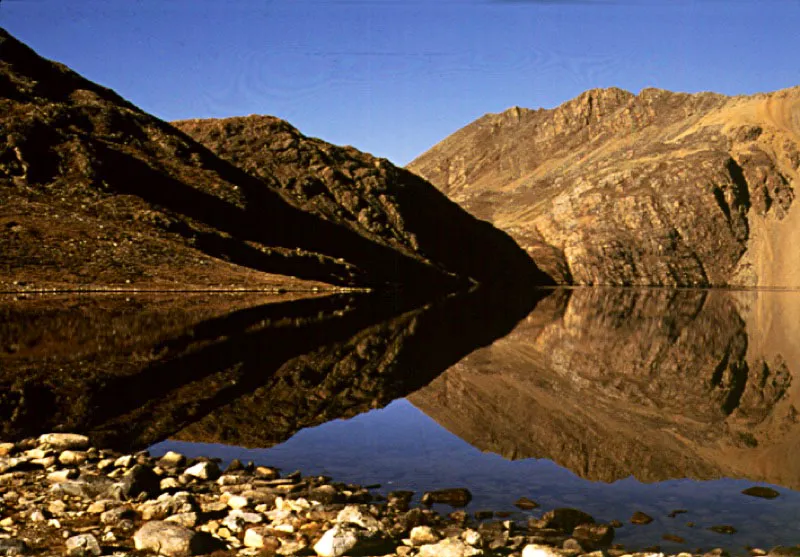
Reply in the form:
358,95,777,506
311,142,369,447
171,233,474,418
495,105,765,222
408,85,800,287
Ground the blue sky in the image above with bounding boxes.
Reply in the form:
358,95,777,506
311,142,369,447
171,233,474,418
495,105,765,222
2,0,799,165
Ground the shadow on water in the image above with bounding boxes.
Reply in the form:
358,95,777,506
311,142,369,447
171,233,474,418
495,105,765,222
0,285,549,451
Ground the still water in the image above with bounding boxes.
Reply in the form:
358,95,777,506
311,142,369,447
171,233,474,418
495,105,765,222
3,287,800,552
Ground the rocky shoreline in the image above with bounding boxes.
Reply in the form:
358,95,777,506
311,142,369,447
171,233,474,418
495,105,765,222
0,434,795,557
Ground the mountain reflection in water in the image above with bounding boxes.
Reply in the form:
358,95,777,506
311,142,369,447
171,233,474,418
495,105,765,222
410,288,800,489
0,286,544,450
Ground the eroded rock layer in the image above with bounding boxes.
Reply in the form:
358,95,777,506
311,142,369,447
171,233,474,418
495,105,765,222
408,87,800,286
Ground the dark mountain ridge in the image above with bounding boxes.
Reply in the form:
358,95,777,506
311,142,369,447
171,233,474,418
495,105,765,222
0,28,548,292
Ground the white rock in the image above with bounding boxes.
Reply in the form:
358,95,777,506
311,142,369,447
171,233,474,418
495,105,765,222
418,538,483,557
38,433,89,450
184,461,220,480
160,477,180,490
522,544,564,557
243,527,271,548
114,455,134,468
158,451,186,467
462,529,482,546
227,495,249,510
410,526,440,546
335,505,381,532
313,525,359,557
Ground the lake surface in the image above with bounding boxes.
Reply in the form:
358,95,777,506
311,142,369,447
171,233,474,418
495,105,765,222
3,287,800,552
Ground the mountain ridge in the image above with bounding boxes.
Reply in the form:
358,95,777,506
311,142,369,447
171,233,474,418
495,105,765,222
408,85,800,286
1,28,548,292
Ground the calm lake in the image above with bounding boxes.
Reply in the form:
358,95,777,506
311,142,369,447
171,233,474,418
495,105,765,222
3,287,800,552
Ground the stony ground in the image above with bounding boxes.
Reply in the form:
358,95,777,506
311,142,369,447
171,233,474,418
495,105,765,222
1,434,795,557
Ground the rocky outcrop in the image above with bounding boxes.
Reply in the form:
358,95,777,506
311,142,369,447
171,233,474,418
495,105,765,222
408,288,800,488
408,86,800,286
0,29,546,292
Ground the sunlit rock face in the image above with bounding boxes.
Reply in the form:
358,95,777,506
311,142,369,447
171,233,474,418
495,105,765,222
408,86,800,287
408,288,800,488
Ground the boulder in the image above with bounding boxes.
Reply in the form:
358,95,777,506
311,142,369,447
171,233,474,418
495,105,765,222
133,521,221,556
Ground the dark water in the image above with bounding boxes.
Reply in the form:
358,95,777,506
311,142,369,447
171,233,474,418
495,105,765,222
3,287,800,552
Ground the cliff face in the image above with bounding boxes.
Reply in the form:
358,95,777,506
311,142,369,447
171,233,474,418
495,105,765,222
408,288,800,488
408,87,800,286
0,29,545,291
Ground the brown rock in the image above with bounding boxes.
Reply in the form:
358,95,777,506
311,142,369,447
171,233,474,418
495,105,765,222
630,511,654,525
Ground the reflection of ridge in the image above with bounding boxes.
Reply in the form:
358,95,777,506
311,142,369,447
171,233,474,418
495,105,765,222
409,288,800,489
0,286,549,451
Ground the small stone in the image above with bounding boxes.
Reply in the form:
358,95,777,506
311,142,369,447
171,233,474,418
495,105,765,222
38,433,89,450
65,534,101,556
314,525,359,557
336,505,381,531
97,458,115,471
421,488,472,507
116,464,160,499
0,443,15,457
48,499,67,515
161,477,180,490
535,508,595,533
243,527,278,549
521,544,563,557
631,511,654,525
47,469,79,483
663,534,686,543
165,512,199,528
30,510,46,522
87,500,114,514
133,521,220,556
184,461,221,481
515,497,539,510
462,529,482,546
417,537,483,557
114,455,134,468
254,466,278,479
100,506,136,524
158,451,186,468
225,458,245,472
59,450,88,466
227,495,249,510
708,525,738,534
742,486,780,499
410,526,440,546
572,523,614,550
563,538,584,551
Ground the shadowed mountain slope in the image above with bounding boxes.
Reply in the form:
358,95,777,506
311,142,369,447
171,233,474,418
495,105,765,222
408,87,800,286
0,28,546,292
172,116,552,288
